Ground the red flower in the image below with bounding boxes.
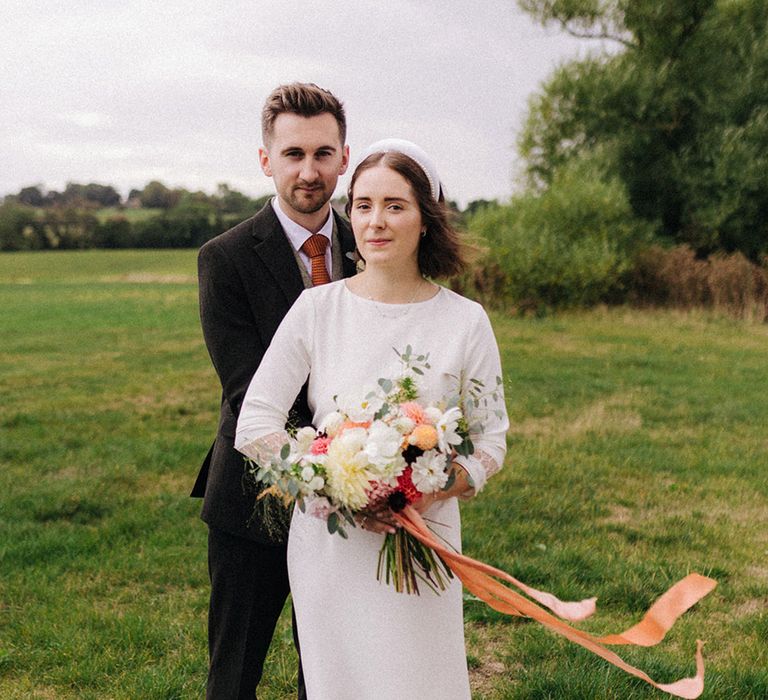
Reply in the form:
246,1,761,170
396,467,422,504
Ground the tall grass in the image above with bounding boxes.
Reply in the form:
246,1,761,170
1,251,766,699
630,245,768,322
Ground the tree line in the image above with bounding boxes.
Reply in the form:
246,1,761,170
0,181,273,251
0,179,489,252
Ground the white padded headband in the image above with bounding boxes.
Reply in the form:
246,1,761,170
354,138,442,200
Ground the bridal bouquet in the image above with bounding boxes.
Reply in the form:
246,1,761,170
246,345,503,594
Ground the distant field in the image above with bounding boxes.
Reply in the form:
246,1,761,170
1,250,766,699
95,207,165,224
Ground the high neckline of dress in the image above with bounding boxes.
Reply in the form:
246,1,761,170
342,279,443,307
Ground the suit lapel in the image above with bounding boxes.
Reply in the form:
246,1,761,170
251,202,357,299
334,211,358,278
252,204,305,303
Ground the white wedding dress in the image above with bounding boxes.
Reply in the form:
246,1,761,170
236,281,508,700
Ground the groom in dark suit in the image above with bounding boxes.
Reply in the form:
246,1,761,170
191,83,356,699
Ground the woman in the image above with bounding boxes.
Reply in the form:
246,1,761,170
235,139,509,699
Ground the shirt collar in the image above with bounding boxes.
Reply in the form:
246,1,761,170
271,196,334,252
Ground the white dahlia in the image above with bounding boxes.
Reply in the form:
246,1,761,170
323,427,372,510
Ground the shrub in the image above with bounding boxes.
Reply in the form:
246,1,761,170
0,202,36,251
466,156,653,311
93,217,135,248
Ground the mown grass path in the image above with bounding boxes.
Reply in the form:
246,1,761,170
1,251,765,699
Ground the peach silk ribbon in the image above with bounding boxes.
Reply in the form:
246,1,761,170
394,506,717,699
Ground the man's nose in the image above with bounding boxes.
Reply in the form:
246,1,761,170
299,159,318,182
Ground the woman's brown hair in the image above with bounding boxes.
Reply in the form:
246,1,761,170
346,151,469,278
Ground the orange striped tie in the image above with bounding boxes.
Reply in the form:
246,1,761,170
301,234,331,286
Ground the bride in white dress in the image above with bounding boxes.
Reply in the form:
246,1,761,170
236,139,509,699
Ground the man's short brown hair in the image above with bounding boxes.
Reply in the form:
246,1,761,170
261,83,346,146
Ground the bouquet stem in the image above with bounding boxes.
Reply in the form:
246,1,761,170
377,528,453,595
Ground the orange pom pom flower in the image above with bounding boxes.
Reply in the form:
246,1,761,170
407,424,439,451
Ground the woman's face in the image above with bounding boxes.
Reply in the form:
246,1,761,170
349,165,424,271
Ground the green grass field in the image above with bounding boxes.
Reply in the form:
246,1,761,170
1,250,766,699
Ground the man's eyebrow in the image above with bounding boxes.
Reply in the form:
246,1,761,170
280,145,338,155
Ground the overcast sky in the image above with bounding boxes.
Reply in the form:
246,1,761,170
1,1,604,206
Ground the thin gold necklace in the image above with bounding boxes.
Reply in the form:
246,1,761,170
365,277,427,319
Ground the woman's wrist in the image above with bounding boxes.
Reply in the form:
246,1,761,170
448,462,475,499
432,463,474,501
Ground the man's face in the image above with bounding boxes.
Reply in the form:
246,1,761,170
259,113,349,221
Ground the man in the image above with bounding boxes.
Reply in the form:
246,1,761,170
191,83,355,700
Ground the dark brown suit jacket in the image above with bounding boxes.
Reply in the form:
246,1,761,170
192,202,356,542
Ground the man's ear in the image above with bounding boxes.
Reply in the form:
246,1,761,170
259,147,272,177
338,144,350,176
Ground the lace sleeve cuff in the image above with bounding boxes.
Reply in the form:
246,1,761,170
235,430,289,465
453,448,502,498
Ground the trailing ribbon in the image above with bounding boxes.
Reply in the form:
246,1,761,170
394,506,716,699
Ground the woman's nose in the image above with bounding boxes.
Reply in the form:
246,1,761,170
369,207,385,228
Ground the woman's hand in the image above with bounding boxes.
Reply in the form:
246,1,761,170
356,509,398,535
412,463,475,514
412,490,440,514
357,464,475,530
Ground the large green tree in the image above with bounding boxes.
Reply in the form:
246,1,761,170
519,0,768,259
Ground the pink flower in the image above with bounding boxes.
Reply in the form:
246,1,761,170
365,480,395,510
305,496,335,520
310,435,332,455
400,401,427,425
